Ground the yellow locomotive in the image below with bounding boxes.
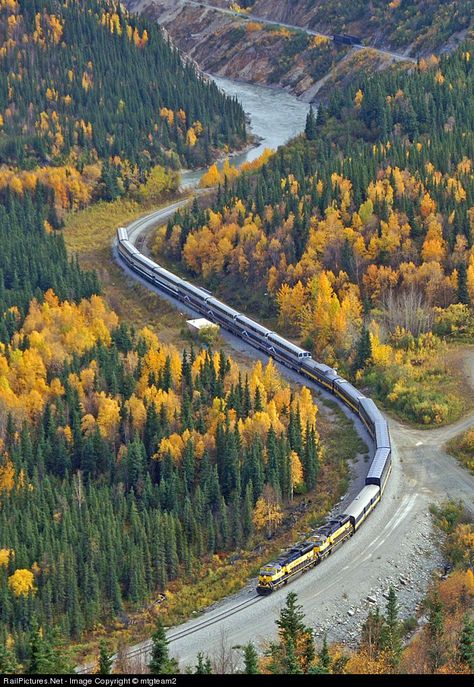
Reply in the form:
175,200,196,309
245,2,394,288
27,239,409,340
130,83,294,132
257,515,353,594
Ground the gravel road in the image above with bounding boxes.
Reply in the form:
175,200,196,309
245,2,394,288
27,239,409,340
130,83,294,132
100,206,474,672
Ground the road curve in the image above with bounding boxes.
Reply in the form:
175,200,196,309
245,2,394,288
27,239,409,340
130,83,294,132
103,202,473,671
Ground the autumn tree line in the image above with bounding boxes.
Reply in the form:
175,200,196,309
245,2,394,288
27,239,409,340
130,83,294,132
0,291,324,662
0,0,246,175
157,39,474,424
0,186,99,344
0,0,247,342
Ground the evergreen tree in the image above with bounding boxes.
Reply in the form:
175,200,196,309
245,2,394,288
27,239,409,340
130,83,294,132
459,616,474,671
427,590,445,672
98,640,114,675
316,104,328,126
457,263,470,305
242,642,259,674
354,327,372,372
194,652,212,674
148,619,178,674
26,626,73,674
0,642,17,674
26,627,51,675
276,592,307,649
318,634,331,673
284,639,303,674
381,586,402,669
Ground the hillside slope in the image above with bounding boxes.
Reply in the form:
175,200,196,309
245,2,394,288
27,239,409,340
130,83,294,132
157,40,474,424
0,0,246,171
127,0,473,100
235,0,473,54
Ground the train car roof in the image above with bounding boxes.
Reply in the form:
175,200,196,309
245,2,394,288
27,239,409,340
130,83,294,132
117,227,128,241
155,266,181,283
367,447,391,481
267,330,309,356
236,314,272,335
359,397,384,424
334,378,366,400
181,281,209,298
342,484,380,521
374,420,391,449
122,241,139,254
304,359,340,379
207,296,240,318
135,254,161,270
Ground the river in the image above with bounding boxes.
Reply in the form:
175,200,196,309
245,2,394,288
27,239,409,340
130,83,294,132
181,75,311,188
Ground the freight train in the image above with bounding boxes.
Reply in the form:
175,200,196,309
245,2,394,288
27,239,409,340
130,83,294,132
116,226,392,594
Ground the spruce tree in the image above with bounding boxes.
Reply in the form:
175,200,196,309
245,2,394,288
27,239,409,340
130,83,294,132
427,590,445,672
98,640,114,675
242,642,259,674
0,642,17,674
381,586,402,669
148,618,178,674
194,652,212,674
354,327,372,372
26,627,50,675
457,263,470,305
26,626,73,674
284,639,303,674
318,634,331,673
276,592,307,649
459,616,474,671
305,106,317,140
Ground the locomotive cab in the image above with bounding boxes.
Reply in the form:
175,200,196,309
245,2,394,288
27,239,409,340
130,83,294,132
309,534,330,558
257,562,284,594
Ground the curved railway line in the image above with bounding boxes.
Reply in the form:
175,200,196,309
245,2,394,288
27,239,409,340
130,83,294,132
73,202,474,672
103,204,392,657
115,222,393,564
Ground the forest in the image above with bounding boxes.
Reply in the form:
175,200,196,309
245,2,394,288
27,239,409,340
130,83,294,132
0,0,472,674
0,186,100,343
0,291,325,663
88,502,474,675
157,38,474,424
0,0,246,172
0,0,283,672
0,0,246,356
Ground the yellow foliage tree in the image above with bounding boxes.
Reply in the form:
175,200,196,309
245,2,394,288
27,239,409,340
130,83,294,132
344,649,390,674
200,163,221,188
290,451,303,490
354,89,364,109
277,281,308,330
252,485,283,537
8,569,35,597
96,393,120,441
0,454,15,494
0,548,13,566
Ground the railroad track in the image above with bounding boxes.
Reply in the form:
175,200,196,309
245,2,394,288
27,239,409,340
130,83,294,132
76,595,263,673
179,0,416,64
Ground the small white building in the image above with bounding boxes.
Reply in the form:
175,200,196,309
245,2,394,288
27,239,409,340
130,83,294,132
186,318,219,337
